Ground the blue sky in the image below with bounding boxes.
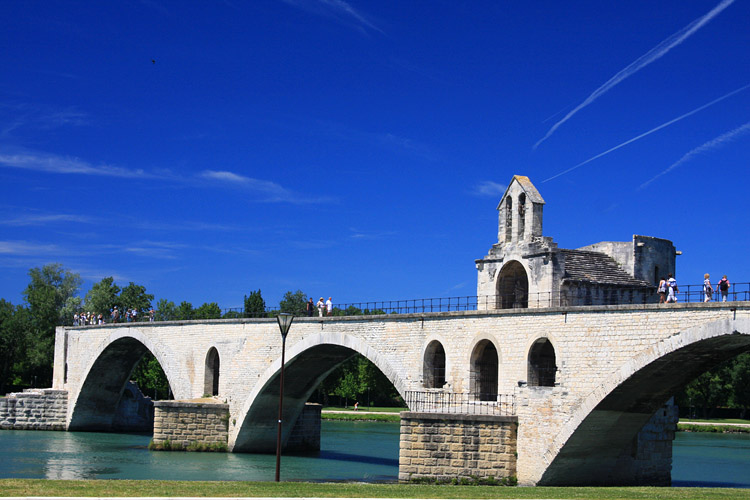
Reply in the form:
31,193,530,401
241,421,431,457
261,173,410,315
1,0,749,310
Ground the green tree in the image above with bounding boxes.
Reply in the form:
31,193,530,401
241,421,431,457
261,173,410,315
119,282,154,317
0,300,31,393
84,277,121,317
23,263,81,385
244,289,266,317
176,301,194,320
279,290,307,315
730,353,750,417
155,299,177,321
195,302,222,319
131,353,171,400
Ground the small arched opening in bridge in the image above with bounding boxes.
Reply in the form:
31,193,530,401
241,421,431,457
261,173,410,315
69,336,173,432
470,340,498,401
538,320,750,486
204,347,220,396
423,340,446,389
496,260,528,309
232,340,405,454
528,337,556,387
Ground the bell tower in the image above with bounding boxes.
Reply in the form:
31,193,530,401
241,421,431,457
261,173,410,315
497,175,545,246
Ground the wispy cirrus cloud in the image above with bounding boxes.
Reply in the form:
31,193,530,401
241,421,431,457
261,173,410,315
542,84,750,183
534,0,736,149
471,181,506,197
0,212,96,226
200,169,334,204
0,151,152,178
280,0,383,35
0,240,63,256
639,121,750,190
0,150,333,204
349,227,395,240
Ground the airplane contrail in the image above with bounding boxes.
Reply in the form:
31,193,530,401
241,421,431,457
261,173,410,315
541,84,750,183
638,121,750,190
533,0,735,149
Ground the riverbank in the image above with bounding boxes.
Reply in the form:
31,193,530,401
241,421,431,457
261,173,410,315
1,479,749,499
678,420,750,433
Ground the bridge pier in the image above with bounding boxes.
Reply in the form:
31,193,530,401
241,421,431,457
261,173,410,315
398,412,518,483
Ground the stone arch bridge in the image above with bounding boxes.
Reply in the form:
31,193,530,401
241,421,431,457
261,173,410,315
52,302,749,486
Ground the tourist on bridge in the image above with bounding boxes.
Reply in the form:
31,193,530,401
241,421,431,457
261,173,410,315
657,276,668,303
316,297,325,317
666,274,678,303
306,298,315,317
717,275,731,302
326,297,333,316
703,274,713,302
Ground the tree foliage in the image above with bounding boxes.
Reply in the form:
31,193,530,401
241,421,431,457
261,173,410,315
177,301,194,320
0,299,31,393
244,289,266,317
131,353,171,400
155,298,177,321
312,354,402,408
280,290,307,315
84,277,120,316
195,302,222,319
119,282,154,315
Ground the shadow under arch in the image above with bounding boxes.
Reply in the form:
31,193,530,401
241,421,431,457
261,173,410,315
231,333,406,453
68,331,177,431
537,317,750,486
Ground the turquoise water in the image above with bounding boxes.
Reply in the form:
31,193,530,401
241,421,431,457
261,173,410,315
1,422,748,486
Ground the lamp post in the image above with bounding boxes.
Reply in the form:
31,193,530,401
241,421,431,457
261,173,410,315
275,313,294,482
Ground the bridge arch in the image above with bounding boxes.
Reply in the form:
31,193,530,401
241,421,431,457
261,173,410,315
527,337,557,387
495,259,529,309
470,336,500,400
204,346,221,396
230,331,407,452
422,338,447,389
67,328,181,431
535,317,750,486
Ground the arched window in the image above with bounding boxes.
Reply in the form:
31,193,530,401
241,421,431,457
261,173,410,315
528,338,556,387
471,340,498,401
517,193,526,240
496,260,528,309
423,341,446,389
505,196,513,243
204,347,220,396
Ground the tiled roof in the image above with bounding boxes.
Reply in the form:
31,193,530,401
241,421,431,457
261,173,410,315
560,249,651,287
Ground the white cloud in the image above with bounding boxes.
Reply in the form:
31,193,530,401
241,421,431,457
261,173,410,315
0,240,62,256
472,181,506,197
0,151,151,178
639,121,750,190
0,213,96,226
280,0,383,34
534,0,735,149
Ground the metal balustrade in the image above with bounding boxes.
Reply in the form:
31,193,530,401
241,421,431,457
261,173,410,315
404,390,515,416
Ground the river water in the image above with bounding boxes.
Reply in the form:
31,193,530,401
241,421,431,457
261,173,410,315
1,422,749,487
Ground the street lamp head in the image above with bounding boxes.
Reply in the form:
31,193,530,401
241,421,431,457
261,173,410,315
277,313,294,339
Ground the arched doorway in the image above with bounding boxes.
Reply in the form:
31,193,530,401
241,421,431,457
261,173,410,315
528,338,556,387
471,340,498,401
204,347,220,396
423,341,446,389
496,260,528,309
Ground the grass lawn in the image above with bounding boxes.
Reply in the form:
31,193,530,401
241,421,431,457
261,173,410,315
1,480,750,499
322,406,405,413
680,418,750,425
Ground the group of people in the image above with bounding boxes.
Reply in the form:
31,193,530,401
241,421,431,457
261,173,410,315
307,297,333,317
73,312,104,326
657,274,731,303
73,307,156,325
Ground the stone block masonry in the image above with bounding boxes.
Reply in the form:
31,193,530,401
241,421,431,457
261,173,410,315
0,389,67,430
153,400,229,449
399,412,517,482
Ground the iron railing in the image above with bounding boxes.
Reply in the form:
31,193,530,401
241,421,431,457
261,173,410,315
68,281,749,325
404,390,515,416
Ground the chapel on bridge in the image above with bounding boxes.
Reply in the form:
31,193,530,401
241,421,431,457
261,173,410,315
475,175,677,309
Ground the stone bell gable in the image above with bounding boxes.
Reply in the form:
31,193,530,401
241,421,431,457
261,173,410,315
476,175,677,309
